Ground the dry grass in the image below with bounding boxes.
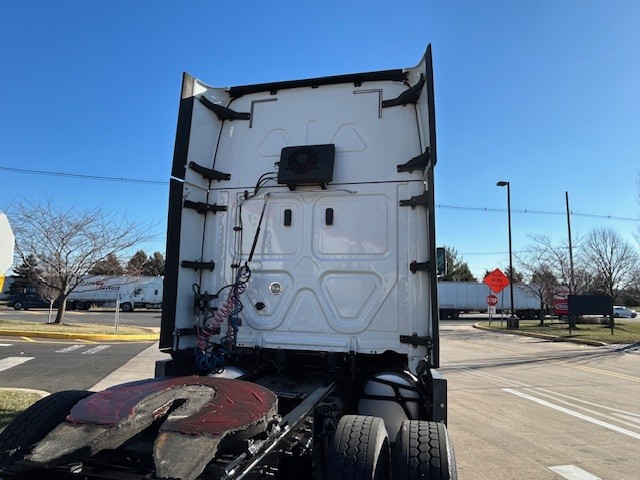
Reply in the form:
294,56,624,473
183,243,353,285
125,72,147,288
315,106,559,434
0,319,155,336
480,320,640,344
0,390,45,428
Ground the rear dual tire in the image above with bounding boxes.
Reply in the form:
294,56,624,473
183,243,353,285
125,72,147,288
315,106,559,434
394,420,457,480
324,415,390,480
324,417,457,480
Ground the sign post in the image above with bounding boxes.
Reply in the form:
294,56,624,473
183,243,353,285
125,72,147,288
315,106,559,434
486,294,498,326
483,269,516,328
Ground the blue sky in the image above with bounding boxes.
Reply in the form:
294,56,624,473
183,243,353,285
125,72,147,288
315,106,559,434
1,0,638,278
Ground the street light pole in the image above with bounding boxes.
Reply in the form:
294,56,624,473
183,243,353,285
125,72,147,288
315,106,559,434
497,181,516,323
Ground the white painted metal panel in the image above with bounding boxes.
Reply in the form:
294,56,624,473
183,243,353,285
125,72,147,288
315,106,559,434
0,213,14,274
171,53,436,372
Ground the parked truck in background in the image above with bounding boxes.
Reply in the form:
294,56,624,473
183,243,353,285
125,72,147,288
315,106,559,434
8,276,163,312
67,275,163,312
0,45,456,480
438,280,540,319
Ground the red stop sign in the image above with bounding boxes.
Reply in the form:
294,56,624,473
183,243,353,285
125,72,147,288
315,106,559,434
486,294,498,306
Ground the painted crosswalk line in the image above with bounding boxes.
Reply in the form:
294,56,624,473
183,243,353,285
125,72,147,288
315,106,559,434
81,345,111,355
549,465,601,480
0,356,34,372
55,344,86,353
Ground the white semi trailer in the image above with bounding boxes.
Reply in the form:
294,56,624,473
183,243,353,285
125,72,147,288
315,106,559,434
438,280,540,319
67,275,163,312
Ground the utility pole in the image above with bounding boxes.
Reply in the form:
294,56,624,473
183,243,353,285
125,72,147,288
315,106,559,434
497,181,516,327
565,191,575,331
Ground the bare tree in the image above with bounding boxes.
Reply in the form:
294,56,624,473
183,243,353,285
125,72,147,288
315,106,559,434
516,250,557,324
636,171,640,246
8,198,155,323
37,274,62,324
582,227,639,303
526,234,592,296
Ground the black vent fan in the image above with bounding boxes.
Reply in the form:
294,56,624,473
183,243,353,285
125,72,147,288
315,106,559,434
278,144,335,190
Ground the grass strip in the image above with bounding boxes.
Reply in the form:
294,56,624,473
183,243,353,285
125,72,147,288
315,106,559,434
0,319,155,336
0,389,46,429
479,319,640,344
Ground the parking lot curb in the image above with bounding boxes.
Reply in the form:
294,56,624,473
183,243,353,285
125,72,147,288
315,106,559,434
0,329,159,342
473,323,607,347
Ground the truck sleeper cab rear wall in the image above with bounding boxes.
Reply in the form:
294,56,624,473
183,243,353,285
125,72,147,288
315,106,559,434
162,50,439,374
151,44,454,479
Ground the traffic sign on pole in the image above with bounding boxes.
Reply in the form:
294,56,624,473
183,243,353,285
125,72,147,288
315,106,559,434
484,268,510,294
486,294,498,306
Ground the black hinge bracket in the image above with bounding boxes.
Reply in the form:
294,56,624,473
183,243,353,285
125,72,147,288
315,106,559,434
175,327,197,337
181,260,216,271
183,199,227,215
410,261,430,274
189,161,231,181
397,148,430,173
198,96,250,121
382,76,425,108
399,191,429,209
400,334,433,348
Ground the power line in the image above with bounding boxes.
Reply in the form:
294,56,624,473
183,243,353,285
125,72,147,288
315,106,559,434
436,204,638,222
2,165,638,222
0,166,168,185
458,250,527,256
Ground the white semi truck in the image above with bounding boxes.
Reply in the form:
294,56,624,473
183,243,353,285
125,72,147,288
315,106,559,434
9,276,163,312
67,275,163,312
438,280,540,319
0,45,455,480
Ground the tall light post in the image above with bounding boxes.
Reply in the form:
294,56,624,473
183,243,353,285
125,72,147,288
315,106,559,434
496,180,516,325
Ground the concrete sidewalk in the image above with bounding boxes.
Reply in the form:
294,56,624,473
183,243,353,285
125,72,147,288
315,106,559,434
90,342,171,391
0,326,166,392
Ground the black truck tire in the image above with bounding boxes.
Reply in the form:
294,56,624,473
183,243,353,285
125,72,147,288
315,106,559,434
324,414,390,480
393,420,457,480
12,302,23,311
121,302,133,312
0,390,92,468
